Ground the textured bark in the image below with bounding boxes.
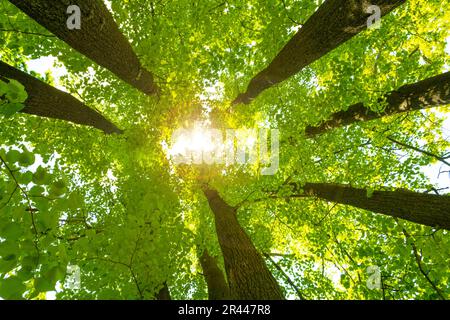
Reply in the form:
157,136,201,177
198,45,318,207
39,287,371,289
9,0,158,95
199,250,230,300
0,61,122,134
156,283,171,300
233,0,405,105
303,183,450,230
306,72,450,137
202,186,284,300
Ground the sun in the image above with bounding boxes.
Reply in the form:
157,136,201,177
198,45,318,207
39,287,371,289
165,124,269,168
167,125,217,162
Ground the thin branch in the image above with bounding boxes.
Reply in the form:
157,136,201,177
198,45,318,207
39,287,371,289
314,203,337,226
280,0,302,26
266,252,295,258
387,136,450,167
333,237,357,266
0,156,37,234
325,245,356,285
239,193,309,207
396,219,446,300
235,189,258,208
0,28,55,38
87,256,144,299
381,275,386,300
425,187,449,195
208,1,227,13
263,253,306,300
0,184,17,211
0,155,40,262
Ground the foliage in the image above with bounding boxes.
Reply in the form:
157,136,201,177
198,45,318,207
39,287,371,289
0,0,449,300
0,78,27,117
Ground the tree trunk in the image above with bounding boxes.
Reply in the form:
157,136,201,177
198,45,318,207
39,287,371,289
302,183,450,230
0,61,122,134
199,249,230,300
9,0,158,95
202,186,284,300
233,0,405,105
306,72,450,137
155,282,171,300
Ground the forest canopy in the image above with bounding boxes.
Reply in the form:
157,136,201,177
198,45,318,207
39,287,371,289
0,0,449,300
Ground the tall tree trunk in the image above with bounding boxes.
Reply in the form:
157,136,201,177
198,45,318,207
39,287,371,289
302,183,450,230
202,186,284,300
199,249,230,300
9,0,158,95
306,72,450,137
0,61,122,134
155,282,171,300
233,0,405,105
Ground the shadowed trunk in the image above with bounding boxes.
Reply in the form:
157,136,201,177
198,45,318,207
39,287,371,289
306,72,450,137
199,250,230,300
156,282,171,300
0,61,122,134
233,0,405,104
202,186,284,300
302,183,450,230
9,0,158,95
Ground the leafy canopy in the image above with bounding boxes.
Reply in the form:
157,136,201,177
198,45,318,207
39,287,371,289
0,0,449,300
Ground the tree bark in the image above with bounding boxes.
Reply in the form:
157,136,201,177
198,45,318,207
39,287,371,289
199,250,230,300
202,186,284,300
0,61,122,134
9,0,158,95
306,72,450,137
302,183,450,230
155,282,171,300
233,0,405,105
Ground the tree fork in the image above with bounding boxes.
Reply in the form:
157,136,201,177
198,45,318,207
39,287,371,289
156,282,172,300
199,249,230,300
202,186,285,300
0,61,123,134
233,0,406,105
9,0,158,95
306,72,450,137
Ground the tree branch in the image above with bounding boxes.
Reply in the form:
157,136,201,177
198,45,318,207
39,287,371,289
387,136,450,167
0,27,55,37
396,219,446,300
263,253,305,300
0,155,40,263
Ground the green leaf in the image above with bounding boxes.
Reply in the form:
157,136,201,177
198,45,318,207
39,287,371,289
19,240,36,252
0,103,25,117
49,180,67,197
0,240,20,257
29,185,45,197
52,180,66,190
5,79,28,103
5,149,20,164
67,192,83,210
32,166,51,185
0,80,9,95
18,150,35,167
38,211,58,230
0,277,25,300
35,265,66,293
34,277,55,293
1,222,23,239
17,171,33,185
34,197,50,212
0,258,17,274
